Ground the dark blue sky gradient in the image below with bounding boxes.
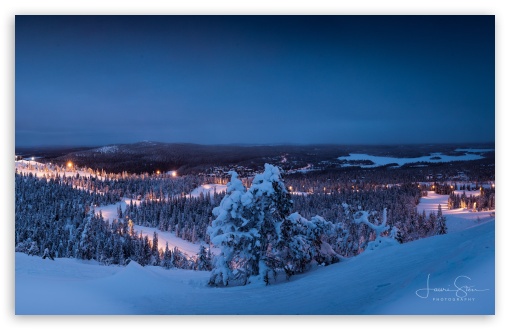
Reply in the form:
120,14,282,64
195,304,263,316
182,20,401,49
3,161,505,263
15,15,495,146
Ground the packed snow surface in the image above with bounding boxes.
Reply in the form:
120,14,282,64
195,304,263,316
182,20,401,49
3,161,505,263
416,191,494,233
186,184,227,199
16,191,495,314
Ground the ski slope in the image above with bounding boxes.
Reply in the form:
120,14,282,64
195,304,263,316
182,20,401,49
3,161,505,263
417,191,494,233
186,184,227,199
96,197,219,256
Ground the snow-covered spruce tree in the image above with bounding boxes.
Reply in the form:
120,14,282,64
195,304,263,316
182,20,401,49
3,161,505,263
394,226,405,244
435,204,447,235
162,242,172,269
207,171,254,286
196,244,212,271
243,164,293,282
208,164,295,286
208,164,341,286
277,213,339,279
151,231,160,266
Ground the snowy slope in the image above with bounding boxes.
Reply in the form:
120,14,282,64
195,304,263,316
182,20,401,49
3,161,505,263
185,184,227,200
417,191,494,233
96,197,219,256
15,217,494,315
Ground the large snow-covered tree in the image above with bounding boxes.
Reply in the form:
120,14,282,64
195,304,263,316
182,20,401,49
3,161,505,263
207,171,252,286
277,213,339,278
242,163,293,281
208,164,341,286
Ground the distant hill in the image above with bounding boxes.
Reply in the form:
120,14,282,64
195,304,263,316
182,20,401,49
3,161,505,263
15,141,495,175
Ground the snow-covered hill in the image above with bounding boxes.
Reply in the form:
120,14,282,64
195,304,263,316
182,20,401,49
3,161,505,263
15,216,494,315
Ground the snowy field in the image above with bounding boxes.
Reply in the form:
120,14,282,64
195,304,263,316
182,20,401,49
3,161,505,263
15,219,494,315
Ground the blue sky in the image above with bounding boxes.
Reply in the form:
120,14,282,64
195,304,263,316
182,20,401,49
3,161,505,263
15,15,495,147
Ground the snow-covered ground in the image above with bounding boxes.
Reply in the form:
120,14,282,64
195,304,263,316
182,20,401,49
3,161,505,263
417,191,494,233
185,184,227,200
15,218,494,315
13,160,497,316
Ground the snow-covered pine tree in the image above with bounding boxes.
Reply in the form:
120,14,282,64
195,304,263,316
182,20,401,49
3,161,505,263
27,241,39,256
79,218,96,260
276,213,339,279
117,204,123,218
243,164,293,281
435,204,447,235
151,231,160,266
208,164,297,286
207,171,252,286
196,244,212,271
394,226,405,244
162,242,172,269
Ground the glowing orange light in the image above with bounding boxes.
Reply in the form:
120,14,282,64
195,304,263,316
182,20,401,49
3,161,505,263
171,171,177,177
67,161,73,168
156,170,160,175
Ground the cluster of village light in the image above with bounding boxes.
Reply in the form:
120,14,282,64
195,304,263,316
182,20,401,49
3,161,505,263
155,170,177,177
